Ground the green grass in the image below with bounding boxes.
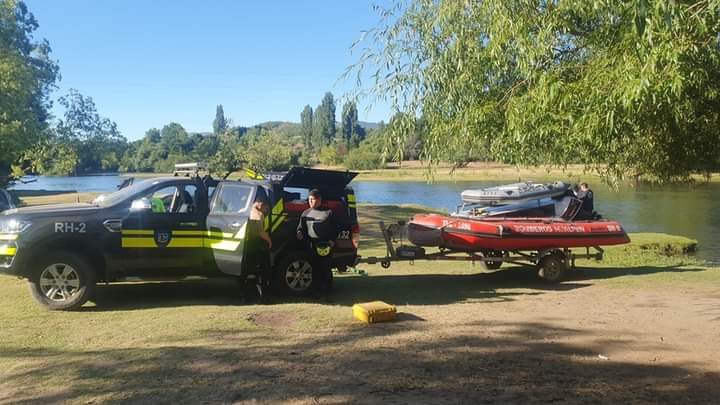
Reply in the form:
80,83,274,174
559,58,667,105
0,203,718,402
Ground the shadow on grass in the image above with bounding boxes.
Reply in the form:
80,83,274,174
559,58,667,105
568,265,708,281
1,320,718,404
84,264,708,311
88,278,245,311
331,270,590,306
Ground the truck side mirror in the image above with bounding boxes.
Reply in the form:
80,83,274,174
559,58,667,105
130,198,152,212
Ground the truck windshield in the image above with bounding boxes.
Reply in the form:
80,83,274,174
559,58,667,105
94,179,160,207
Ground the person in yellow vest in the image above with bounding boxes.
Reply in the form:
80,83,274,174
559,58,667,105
150,197,166,213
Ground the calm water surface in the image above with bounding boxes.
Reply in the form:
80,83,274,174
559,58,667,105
11,175,720,263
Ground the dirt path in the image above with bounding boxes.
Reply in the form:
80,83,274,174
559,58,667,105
292,284,720,404
3,282,718,404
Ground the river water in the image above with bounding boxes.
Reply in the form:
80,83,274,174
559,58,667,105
10,175,720,263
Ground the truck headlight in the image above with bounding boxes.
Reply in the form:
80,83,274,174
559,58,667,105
0,219,32,234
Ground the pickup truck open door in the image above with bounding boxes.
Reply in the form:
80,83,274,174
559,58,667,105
206,182,257,276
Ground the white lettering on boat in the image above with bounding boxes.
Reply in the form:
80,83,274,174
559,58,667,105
513,224,586,233
442,220,472,231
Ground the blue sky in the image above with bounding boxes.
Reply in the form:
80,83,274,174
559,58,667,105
26,0,391,140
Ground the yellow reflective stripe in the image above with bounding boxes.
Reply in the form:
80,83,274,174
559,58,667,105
123,237,242,249
0,234,18,241
245,168,265,180
122,238,156,248
271,214,285,232
234,223,247,239
270,198,285,233
272,198,283,215
121,229,245,249
347,194,356,203
122,230,154,236
263,216,270,231
0,246,17,256
124,229,236,238
167,238,204,248
206,231,235,239
173,230,206,236
204,239,241,251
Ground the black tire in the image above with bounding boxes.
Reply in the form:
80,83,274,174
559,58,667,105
483,250,504,270
273,251,315,296
537,253,568,283
28,252,96,311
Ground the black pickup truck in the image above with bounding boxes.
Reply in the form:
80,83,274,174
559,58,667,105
0,166,360,310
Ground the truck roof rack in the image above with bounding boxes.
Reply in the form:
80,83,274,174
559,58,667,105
173,162,209,178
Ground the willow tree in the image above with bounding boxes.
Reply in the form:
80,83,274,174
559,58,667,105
350,0,720,182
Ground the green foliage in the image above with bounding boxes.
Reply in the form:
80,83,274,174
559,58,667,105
22,140,78,175
212,128,243,176
318,144,341,166
341,101,365,148
0,0,59,174
159,122,191,155
313,92,336,148
351,0,720,182
300,104,313,149
241,131,295,172
121,124,220,174
344,145,383,170
212,104,227,135
22,89,126,175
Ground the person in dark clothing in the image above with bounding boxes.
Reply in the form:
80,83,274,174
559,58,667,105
243,194,271,302
296,189,336,300
575,182,595,220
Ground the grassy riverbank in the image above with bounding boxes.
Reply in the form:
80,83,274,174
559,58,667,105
121,161,719,184
1,203,718,403
1,201,718,403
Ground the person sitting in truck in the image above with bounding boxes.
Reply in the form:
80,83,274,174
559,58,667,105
150,197,167,213
296,189,336,301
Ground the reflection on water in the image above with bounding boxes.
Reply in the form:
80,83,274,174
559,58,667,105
9,174,124,193
10,175,720,263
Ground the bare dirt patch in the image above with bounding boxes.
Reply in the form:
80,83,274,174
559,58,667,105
247,311,298,330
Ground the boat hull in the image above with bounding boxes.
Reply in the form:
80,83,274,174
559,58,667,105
408,214,630,251
461,181,570,204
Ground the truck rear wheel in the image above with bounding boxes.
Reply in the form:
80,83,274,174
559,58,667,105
273,251,315,296
28,252,96,311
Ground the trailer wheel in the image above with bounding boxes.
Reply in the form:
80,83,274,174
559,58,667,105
380,260,391,269
483,250,504,270
537,253,568,283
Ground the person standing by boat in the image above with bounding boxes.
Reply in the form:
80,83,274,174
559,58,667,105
575,182,594,219
296,189,336,301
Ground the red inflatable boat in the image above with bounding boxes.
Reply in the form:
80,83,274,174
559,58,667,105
408,214,630,252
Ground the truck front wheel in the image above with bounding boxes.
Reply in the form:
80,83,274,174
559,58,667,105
28,252,96,311
273,251,315,296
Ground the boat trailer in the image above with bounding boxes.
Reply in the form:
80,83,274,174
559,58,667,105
355,221,605,282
